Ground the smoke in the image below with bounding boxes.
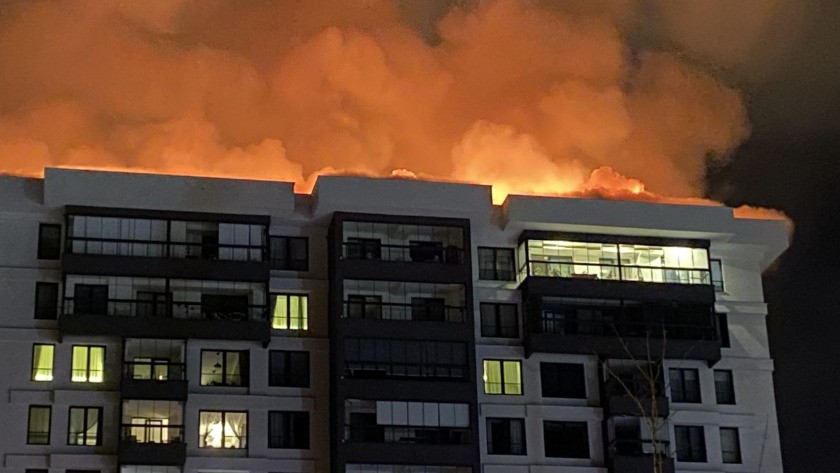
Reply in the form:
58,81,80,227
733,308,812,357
0,0,777,207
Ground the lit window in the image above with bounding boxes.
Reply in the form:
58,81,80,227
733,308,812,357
200,350,248,387
271,294,308,330
72,346,105,383
31,344,54,381
68,407,102,446
27,406,51,445
198,411,247,449
483,360,522,395
720,427,742,463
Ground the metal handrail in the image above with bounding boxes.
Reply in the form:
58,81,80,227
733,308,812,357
341,242,465,264
65,236,266,261
63,297,268,322
344,424,471,445
342,300,465,323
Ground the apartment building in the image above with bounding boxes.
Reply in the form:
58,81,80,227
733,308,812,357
0,168,787,473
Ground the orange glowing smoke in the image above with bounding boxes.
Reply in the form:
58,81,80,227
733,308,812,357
0,1,790,220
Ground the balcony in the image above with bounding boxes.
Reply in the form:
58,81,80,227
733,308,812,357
340,425,475,466
119,424,186,465
524,297,721,361
608,439,674,473
603,373,670,418
343,300,466,323
121,361,187,400
60,297,269,343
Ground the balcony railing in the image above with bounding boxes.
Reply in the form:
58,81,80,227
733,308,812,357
538,317,716,341
342,301,465,323
123,361,186,381
121,424,185,444
341,242,465,265
66,236,266,262
64,298,268,322
344,425,471,445
523,260,711,286
345,362,467,381
608,438,670,457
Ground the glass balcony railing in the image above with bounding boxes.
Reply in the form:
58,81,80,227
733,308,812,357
121,424,184,444
66,237,266,262
341,242,465,265
64,298,268,322
344,425,471,445
123,361,186,381
342,301,465,323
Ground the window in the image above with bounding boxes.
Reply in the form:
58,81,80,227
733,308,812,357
71,346,105,383
200,350,248,387
710,259,724,292
31,344,54,381
543,421,589,458
718,313,731,348
198,411,247,448
269,351,309,387
27,406,51,444
486,418,525,455
720,427,742,463
480,303,518,338
270,236,308,271
483,360,522,395
714,370,736,405
674,425,706,462
344,338,468,380
669,368,700,403
67,407,102,445
540,363,586,399
37,223,61,260
411,297,446,321
268,411,309,449
271,294,308,330
201,294,248,319
73,284,108,315
34,282,59,320
347,294,382,319
478,247,515,281
346,466,471,473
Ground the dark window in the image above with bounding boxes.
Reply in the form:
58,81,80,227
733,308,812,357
201,294,248,320
37,223,61,260
344,338,467,380
200,350,248,387
480,303,518,338
478,247,515,281
26,470,49,473
268,411,309,449
669,368,701,403
718,313,731,348
270,236,308,271
540,363,586,399
269,351,309,387
34,282,59,319
714,370,736,405
720,427,742,463
411,297,445,322
409,240,444,263
486,418,525,455
543,421,589,458
710,259,724,292
674,425,706,462
73,284,108,315
136,291,171,318
346,237,381,260
67,407,102,446
347,294,383,319
27,405,51,444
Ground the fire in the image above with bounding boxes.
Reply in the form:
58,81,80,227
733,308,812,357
0,1,787,222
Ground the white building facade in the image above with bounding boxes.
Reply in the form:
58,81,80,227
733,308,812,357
0,169,786,473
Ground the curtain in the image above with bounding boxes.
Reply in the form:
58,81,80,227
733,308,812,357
199,411,222,447
272,295,288,329
89,347,105,383
68,408,85,445
71,346,88,382
503,361,522,395
33,345,53,381
226,412,247,448
483,361,502,394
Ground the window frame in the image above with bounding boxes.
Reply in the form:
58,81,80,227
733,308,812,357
198,410,248,449
480,302,519,338
669,368,701,403
718,313,731,348
720,427,742,464
71,345,105,383
267,410,310,449
269,236,309,271
714,370,736,405
31,343,55,382
710,259,724,292
199,349,249,387
486,417,526,455
270,293,309,330
34,282,59,320
27,405,51,445
37,223,62,260
674,425,706,463
268,350,310,388
67,406,103,446
478,247,516,281
539,362,587,399
73,284,109,315
542,420,590,459
483,359,523,395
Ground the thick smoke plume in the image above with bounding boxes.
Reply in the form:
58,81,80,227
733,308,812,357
0,0,782,215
